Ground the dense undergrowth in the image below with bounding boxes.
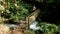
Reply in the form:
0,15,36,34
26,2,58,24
0,0,32,23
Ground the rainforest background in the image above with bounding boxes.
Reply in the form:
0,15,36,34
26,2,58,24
0,0,60,34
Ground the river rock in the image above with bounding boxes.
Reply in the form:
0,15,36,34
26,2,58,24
0,24,10,34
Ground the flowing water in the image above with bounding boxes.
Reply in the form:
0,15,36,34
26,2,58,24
3,20,40,31
29,20,40,30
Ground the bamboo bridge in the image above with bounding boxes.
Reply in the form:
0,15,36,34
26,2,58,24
12,9,40,34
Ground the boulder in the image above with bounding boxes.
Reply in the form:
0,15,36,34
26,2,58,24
0,24,10,34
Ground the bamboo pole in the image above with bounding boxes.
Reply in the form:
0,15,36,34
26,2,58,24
5,0,9,9
0,11,1,23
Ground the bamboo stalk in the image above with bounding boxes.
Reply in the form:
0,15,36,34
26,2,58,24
5,0,9,9
0,11,1,23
